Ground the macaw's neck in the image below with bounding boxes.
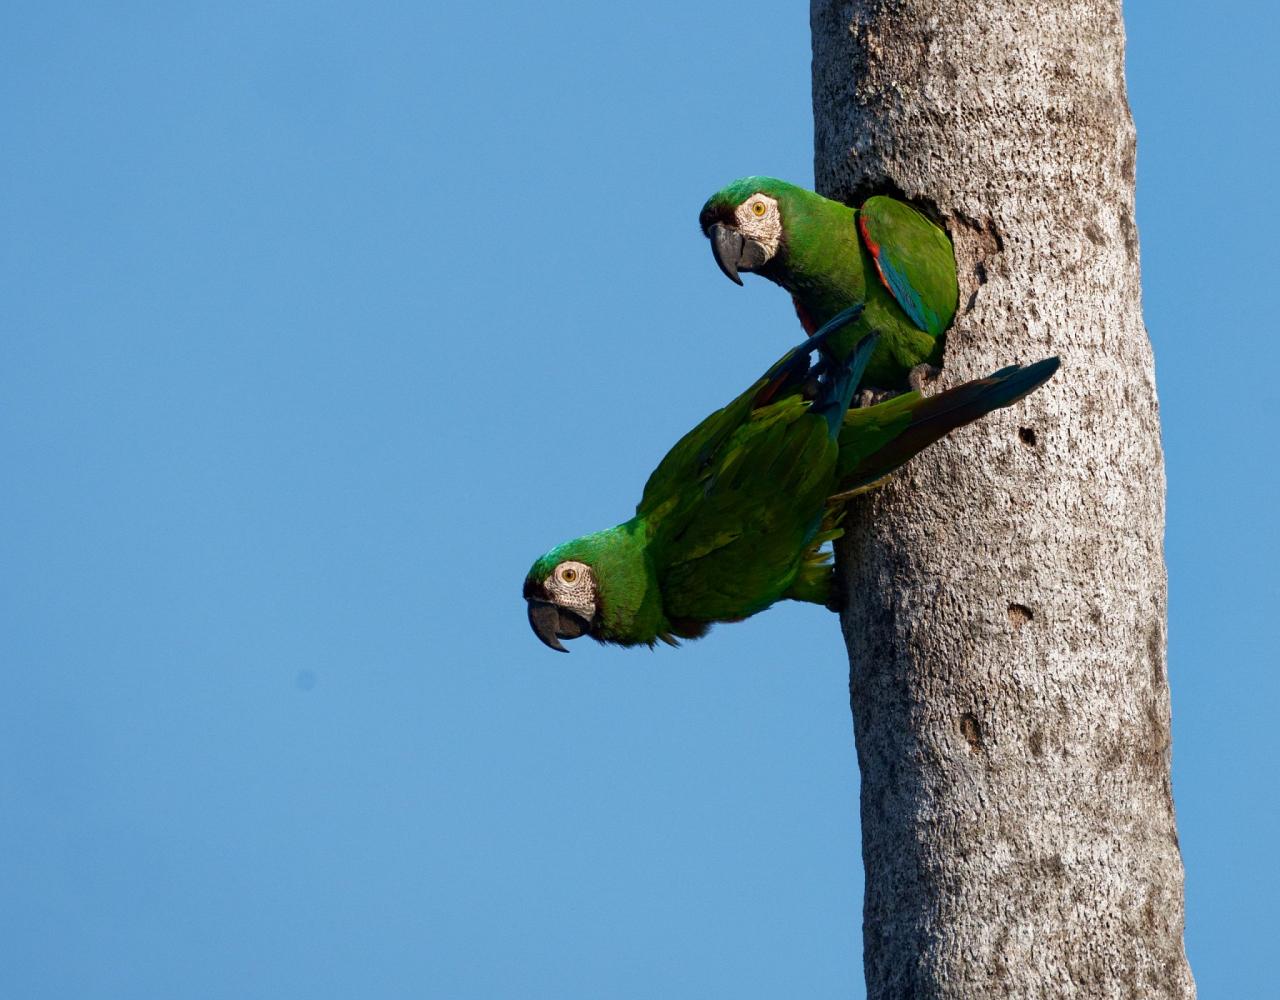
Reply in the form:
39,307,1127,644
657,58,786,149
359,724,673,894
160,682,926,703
585,518,670,647
761,195,867,326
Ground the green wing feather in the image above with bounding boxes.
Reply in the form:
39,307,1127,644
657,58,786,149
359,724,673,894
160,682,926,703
636,306,865,523
857,196,958,339
635,382,764,525
637,314,874,620
652,401,838,620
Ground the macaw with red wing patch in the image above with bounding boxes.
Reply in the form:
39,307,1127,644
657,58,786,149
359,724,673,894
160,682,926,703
699,177,959,392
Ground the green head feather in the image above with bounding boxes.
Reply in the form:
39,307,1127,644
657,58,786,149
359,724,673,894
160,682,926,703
699,175,812,218
699,176,863,313
524,518,669,649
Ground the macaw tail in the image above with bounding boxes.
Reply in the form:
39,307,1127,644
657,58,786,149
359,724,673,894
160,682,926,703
831,356,1060,498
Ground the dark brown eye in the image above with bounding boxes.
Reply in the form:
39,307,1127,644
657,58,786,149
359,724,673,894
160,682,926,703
560,567,577,583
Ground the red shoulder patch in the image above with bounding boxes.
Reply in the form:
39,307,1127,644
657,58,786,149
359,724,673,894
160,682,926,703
792,295,819,335
858,213,895,299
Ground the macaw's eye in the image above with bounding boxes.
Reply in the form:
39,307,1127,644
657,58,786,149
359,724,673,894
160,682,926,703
560,567,578,583
751,200,768,217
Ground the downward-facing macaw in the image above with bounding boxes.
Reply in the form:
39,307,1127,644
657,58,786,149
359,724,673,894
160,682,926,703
523,312,1060,652
699,177,958,391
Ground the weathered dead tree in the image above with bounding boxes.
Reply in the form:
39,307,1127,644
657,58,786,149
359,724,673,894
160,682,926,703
812,1,1195,996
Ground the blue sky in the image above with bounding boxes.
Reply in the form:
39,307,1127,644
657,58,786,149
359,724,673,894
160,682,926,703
1,2,1275,997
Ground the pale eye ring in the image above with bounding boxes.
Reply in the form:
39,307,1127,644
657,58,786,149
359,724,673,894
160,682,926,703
560,567,578,584
751,200,768,217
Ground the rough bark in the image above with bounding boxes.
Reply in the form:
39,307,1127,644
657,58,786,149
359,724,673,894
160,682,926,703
811,1,1195,997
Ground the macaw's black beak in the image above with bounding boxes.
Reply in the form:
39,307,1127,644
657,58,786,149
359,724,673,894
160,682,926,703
526,600,589,653
708,223,768,286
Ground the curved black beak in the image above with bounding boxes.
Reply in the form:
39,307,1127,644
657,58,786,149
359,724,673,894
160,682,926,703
709,223,745,285
526,600,589,653
708,223,768,286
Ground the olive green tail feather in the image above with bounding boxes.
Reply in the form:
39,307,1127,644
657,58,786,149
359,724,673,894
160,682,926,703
832,357,1060,498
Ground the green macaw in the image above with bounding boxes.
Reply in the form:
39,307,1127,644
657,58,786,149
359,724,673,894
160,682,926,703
523,313,1060,652
699,177,958,390
525,306,876,652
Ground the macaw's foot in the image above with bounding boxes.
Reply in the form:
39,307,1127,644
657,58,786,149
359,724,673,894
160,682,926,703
856,386,898,408
908,363,942,394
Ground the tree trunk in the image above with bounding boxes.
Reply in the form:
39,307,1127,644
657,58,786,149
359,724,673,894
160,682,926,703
812,2,1195,997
